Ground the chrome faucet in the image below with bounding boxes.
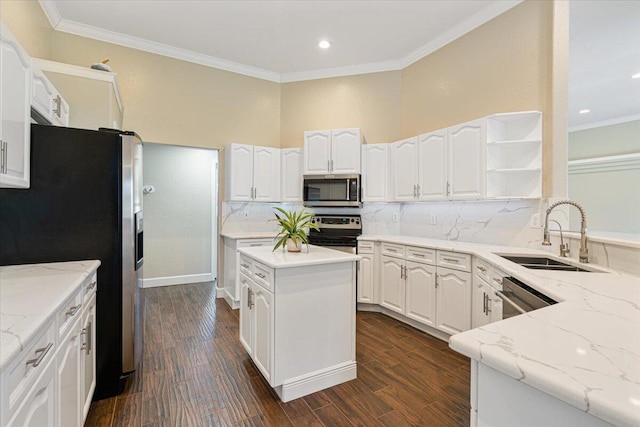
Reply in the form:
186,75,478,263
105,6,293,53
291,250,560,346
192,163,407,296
542,200,589,263
548,219,570,257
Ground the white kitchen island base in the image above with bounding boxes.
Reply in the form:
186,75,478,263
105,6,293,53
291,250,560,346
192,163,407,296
237,246,359,402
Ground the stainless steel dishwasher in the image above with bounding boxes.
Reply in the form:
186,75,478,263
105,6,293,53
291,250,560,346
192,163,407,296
497,277,558,319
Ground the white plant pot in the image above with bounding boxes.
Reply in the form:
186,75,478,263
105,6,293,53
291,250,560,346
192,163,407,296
286,239,302,252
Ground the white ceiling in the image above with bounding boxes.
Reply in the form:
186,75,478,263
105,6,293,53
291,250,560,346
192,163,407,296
38,1,640,129
39,0,520,82
569,0,640,130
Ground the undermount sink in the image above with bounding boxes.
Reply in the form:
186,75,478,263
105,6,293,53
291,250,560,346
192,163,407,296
499,255,599,272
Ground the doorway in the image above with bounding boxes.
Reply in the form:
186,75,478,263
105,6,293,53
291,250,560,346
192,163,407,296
142,143,219,287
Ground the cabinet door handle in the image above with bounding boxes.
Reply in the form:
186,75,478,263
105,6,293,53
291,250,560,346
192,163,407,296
400,265,404,279
0,141,7,174
330,159,334,171
483,292,487,314
53,95,62,117
486,296,492,314
248,288,255,309
447,181,451,196
327,160,330,172
66,303,82,317
435,273,439,288
416,184,420,197
247,288,252,308
26,343,53,368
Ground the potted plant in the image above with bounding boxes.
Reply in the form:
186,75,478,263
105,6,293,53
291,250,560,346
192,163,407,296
271,207,319,252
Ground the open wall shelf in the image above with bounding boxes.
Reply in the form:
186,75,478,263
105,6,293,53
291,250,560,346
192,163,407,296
485,111,542,199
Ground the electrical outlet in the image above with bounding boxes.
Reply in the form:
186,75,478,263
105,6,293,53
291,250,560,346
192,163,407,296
392,212,399,222
430,214,437,225
243,210,249,220
530,213,541,228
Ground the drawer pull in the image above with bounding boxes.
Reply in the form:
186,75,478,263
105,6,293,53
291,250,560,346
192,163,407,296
249,243,263,247
256,272,266,279
477,266,486,272
240,263,250,269
412,253,425,257
442,257,459,263
66,303,82,317
26,343,53,368
493,278,502,284
86,281,97,290
387,248,397,252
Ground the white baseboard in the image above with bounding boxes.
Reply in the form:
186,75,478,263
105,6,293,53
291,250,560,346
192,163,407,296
143,273,214,288
274,361,357,403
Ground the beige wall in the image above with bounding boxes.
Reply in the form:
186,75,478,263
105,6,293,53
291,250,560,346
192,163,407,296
1,0,54,59
280,71,402,147
50,32,281,150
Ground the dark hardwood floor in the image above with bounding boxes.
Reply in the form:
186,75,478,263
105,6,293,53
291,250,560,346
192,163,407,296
85,282,470,426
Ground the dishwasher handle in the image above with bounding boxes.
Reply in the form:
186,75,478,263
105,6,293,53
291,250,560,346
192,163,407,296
495,290,527,315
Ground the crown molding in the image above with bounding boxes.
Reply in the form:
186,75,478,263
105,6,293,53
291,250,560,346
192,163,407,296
38,0,522,84
568,152,640,174
568,114,640,132
280,59,403,83
400,0,523,68
38,1,62,28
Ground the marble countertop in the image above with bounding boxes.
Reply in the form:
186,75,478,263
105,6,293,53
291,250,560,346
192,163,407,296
359,234,640,426
0,260,101,372
220,231,278,239
238,245,360,269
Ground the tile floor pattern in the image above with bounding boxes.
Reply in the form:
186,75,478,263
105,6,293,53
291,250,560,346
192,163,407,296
85,281,470,426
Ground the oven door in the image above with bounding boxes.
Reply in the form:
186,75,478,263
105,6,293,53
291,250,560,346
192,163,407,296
303,174,360,207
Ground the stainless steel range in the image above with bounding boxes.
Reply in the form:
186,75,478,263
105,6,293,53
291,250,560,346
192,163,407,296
308,214,362,254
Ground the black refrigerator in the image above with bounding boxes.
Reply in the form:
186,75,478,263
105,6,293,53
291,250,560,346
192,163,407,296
0,124,144,400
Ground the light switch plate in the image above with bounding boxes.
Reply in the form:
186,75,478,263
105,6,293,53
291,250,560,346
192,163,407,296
430,214,437,225
392,212,399,222
530,213,541,228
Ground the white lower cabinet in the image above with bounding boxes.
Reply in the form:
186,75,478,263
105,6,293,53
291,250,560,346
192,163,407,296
239,272,274,383
436,267,472,334
405,261,436,327
357,253,375,304
1,270,98,427
377,244,472,336
380,255,405,314
80,293,97,420
472,259,505,328
7,359,56,427
56,316,82,427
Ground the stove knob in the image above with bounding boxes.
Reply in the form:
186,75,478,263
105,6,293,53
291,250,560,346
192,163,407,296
350,218,355,222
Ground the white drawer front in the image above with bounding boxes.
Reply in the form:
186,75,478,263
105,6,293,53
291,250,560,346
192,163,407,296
474,258,491,282
437,251,471,272
405,246,436,264
239,254,254,277
381,242,405,258
489,267,505,291
4,322,56,420
253,261,274,292
358,241,375,254
83,274,97,303
238,238,274,248
57,289,83,339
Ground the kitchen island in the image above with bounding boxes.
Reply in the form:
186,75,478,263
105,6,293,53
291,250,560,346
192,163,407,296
236,245,360,402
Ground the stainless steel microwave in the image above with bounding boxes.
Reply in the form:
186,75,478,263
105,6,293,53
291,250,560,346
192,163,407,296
303,174,361,207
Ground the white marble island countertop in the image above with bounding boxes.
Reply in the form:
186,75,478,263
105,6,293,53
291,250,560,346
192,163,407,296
359,234,640,426
0,260,101,372
237,245,360,269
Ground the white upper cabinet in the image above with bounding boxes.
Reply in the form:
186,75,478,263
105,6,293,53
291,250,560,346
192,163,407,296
281,148,303,201
253,146,281,201
31,65,69,127
391,137,418,201
226,143,280,202
361,144,389,202
0,24,31,189
304,128,361,174
418,129,447,200
448,119,485,200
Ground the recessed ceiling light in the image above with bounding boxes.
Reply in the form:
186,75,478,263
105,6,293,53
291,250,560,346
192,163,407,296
318,40,331,49
579,109,591,114
632,72,640,79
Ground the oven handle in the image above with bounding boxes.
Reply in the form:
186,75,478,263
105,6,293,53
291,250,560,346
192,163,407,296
495,291,527,315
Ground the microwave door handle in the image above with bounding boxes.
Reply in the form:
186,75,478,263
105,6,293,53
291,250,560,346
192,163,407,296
346,179,350,201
